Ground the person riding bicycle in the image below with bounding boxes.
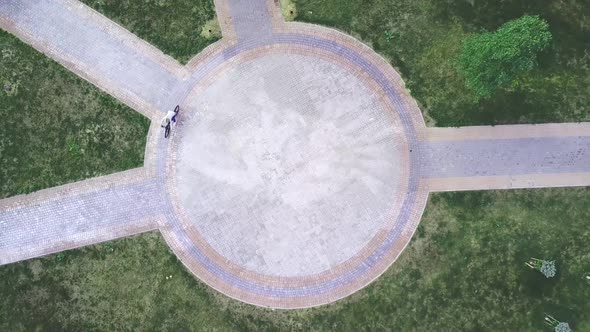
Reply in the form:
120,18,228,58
161,107,179,128
161,105,180,138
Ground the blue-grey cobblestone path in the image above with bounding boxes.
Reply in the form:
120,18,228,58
420,137,590,178
0,180,164,265
0,0,181,111
227,0,273,40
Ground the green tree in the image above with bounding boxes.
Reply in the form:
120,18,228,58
458,15,552,99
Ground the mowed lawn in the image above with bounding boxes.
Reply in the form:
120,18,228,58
80,0,219,64
1,189,589,331
0,30,149,199
293,0,590,127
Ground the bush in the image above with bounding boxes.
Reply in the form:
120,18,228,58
555,322,571,332
540,260,556,278
458,15,552,99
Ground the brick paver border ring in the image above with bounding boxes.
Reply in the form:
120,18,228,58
159,31,429,308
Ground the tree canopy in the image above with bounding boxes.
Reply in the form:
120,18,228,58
458,15,552,99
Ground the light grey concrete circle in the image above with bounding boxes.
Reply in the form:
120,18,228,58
174,53,408,277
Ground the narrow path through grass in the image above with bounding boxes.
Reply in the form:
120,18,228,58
80,0,220,64
1,188,588,331
0,30,149,199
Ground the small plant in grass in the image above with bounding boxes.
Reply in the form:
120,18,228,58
545,314,572,332
2,80,19,96
384,31,395,43
526,258,556,278
66,137,84,158
200,19,222,40
56,253,66,262
104,244,114,253
280,0,297,21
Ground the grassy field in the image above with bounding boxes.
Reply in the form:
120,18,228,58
80,0,219,64
0,30,149,199
1,188,589,331
292,0,590,127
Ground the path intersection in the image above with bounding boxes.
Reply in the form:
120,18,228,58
1,0,590,309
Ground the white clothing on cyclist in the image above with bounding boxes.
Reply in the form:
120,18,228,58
160,110,177,127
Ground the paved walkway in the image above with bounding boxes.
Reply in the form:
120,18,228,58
0,180,163,265
0,0,189,117
1,0,590,309
423,124,590,190
422,136,590,177
227,0,273,40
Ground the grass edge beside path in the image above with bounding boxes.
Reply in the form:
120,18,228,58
0,30,149,198
79,0,221,64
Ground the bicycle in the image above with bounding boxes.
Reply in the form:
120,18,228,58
162,105,180,139
164,122,171,138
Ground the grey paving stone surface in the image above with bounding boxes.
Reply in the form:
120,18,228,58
420,137,590,178
0,180,163,265
227,0,273,40
177,53,406,277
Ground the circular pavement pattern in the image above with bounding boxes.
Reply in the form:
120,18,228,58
175,53,408,277
163,35,426,308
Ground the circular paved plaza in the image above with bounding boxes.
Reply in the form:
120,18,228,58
0,0,434,310
163,38,427,308
175,53,408,277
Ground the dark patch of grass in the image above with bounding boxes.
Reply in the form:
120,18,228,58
80,0,219,64
293,0,590,127
0,30,149,199
1,188,589,330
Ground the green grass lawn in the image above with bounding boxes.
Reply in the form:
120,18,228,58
292,0,590,127
2,188,589,331
80,0,219,64
0,30,149,199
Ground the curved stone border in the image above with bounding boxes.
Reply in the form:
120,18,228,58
159,180,428,308
168,44,411,286
156,25,429,306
